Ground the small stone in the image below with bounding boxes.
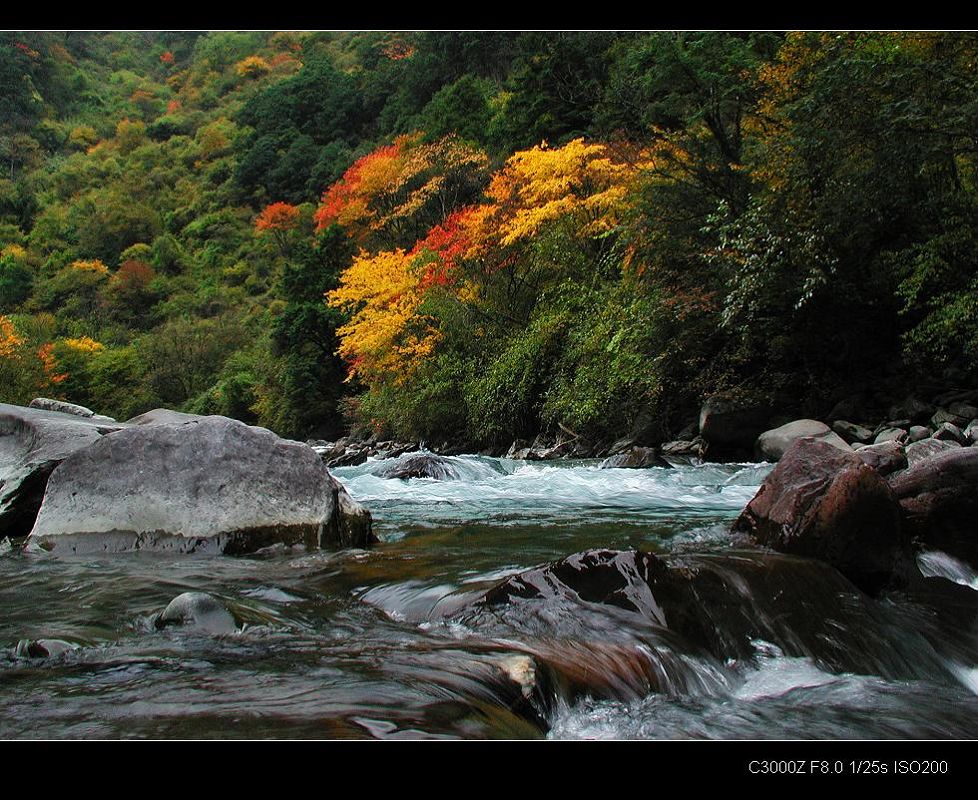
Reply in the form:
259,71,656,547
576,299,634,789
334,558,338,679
908,426,932,443
874,427,907,445
855,441,907,476
931,408,968,429
933,422,966,444
905,438,961,466
832,420,874,444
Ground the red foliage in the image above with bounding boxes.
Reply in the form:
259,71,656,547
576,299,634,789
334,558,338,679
255,202,301,233
160,51,175,65
166,99,181,114
37,343,67,385
314,141,404,232
113,260,156,290
410,206,477,290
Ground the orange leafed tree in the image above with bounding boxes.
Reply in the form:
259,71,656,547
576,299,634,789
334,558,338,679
256,202,301,233
255,202,302,256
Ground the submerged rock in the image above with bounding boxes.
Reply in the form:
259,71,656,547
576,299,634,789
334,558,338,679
0,403,124,539
155,592,237,635
376,452,459,480
28,415,372,554
599,447,670,469
733,437,911,594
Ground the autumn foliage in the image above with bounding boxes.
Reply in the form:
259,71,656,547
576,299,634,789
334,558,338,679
255,202,301,233
325,138,643,387
314,134,489,247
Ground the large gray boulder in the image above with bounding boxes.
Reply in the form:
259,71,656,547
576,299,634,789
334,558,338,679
28,415,373,554
755,419,851,462
0,403,125,538
733,437,911,594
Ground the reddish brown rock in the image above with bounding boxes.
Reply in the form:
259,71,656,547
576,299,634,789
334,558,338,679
855,440,907,476
733,438,911,594
888,448,978,566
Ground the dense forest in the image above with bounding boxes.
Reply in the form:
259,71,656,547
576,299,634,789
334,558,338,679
2,31,977,451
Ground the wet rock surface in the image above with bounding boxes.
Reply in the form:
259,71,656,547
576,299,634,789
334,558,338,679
453,548,949,689
154,592,237,635
733,438,911,594
599,447,671,469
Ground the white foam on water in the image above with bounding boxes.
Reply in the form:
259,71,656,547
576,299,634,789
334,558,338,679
948,662,978,695
917,550,978,590
333,455,770,526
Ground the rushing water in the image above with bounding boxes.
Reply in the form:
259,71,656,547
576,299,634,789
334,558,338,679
2,454,977,740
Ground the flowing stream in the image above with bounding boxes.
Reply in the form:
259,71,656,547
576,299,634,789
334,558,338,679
2,454,977,739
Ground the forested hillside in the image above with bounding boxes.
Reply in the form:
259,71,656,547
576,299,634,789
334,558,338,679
2,31,977,449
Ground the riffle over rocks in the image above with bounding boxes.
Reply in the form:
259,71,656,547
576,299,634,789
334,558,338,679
27,414,374,555
452,548,946,688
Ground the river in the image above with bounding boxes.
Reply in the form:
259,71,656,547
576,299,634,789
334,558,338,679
2,454,977,739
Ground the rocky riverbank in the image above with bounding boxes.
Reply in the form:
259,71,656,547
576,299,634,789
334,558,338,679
311,388,978,471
